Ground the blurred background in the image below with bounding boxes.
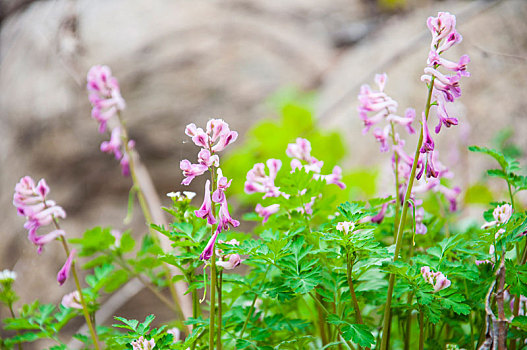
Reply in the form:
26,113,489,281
1,0,526,347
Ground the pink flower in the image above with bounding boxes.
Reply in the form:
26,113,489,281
373,126,390,153
30,229,65,255
212,169,232,203
217,254,242,270
86,65,126,133
245,159,283,199
286,138,314,162
13,176,68,253
195,180,217,225
421,265,451,291
180,159,208,186
426,12,459,50
415,207,427,235
100,127,123,160
371,202,389,223
386,108,416,135
314,166,346,189
61,291,83,309
198,149,219,168
255,203,280,223
57,249,76,286
131,336,155,350
421,266,451,292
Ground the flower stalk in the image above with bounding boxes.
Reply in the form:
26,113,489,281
379,76,435,350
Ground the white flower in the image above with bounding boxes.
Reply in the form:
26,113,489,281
0,269,17,282
336,221,355,234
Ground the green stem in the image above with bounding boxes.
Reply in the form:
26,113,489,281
464,280,475,350
7,304,23,350
114,256,179,313
390,121,401,226
380,76,436,350
209,254,217,350
217,271,223,350
58,236,100,350
240,265,271,339
403,294,414,350
418,310,425,350
308,292,356,350
346,252,363,324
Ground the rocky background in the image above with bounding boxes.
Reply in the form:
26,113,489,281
1,0,526,347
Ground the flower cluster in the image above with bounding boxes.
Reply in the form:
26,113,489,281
336,221,356,235
131,336,155,350
245,138,346,222
421,266,451,292
418,12,470,179
0,270,16,282
87,65,133,176
180,119,239,261
358,73,416,151
12,176,75,285
481,203,513,229
216,239,242,270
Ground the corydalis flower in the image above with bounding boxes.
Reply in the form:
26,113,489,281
131,336,155,350
195,180,216,225
481,203,513,229
216,196,240,233
13,176,66,254
421,266,451,292
255,203,280,224
185,119,238,153
57,249,76,286
245,159,283,199
217,254,242,270
86,65,126,133
61,291,83,309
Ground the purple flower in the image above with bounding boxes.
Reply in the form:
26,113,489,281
371,202,389,223
86,65,126,133
420,112,435,153
255,203,280,223
433,92,458,134
216,196,240,233
195,180,217,225
315,166,346,189
57,249,76,286
199,231,218,261
180,159,208,186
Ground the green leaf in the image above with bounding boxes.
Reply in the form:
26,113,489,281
341,324,375,347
